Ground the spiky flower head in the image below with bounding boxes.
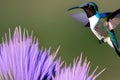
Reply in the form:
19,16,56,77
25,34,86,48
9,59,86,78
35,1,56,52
53,54,105,80
0,27,61,80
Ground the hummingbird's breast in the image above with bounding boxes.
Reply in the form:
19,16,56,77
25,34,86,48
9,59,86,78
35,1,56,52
89,15,99,29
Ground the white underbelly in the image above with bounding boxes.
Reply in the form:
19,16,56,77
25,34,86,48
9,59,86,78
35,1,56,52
89,15,114,48
89,16,103,40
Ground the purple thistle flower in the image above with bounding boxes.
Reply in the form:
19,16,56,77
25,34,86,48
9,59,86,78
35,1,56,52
53,54,106,80
0,27,61,80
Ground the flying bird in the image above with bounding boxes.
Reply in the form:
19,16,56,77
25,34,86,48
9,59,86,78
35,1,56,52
68,2,120,56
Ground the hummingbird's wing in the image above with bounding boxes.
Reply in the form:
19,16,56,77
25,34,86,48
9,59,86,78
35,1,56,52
94,23,108,38
108,17,120,29
107,9,120,20
70,12,90,27
101,9,120,30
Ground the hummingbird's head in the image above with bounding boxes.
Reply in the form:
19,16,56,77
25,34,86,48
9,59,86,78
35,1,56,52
68,2,99,18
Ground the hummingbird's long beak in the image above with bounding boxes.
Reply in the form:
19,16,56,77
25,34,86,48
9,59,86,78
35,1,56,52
67,4,85,11
67,6,80,11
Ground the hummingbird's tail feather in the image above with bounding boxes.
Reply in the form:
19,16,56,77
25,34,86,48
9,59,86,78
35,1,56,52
114,46,120,56
112,42,120,56
110,30,120,56
104,36,120,56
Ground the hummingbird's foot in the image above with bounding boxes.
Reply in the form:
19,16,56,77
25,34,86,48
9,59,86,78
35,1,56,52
99,38,104,44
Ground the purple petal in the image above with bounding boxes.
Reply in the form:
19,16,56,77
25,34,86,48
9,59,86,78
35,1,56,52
53,54,105,80
0,27,61,80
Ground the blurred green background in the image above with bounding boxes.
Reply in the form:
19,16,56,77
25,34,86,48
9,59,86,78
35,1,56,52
0,0,120,80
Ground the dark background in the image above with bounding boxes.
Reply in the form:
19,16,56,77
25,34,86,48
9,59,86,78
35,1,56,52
0,0,119,80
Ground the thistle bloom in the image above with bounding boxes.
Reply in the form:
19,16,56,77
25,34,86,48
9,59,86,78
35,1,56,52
0,27,105,80
53,54,106,80
0,27,60,80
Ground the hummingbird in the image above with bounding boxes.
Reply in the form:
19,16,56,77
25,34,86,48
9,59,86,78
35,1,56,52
68,2,120,56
